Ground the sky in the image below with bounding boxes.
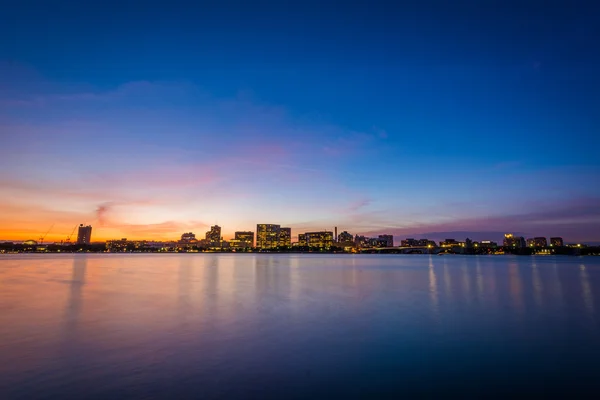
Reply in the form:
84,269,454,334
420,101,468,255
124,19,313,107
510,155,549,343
1,0,599,243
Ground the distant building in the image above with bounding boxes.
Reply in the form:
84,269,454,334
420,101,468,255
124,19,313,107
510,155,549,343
440,239,459,248
550,237,564,247
303,231,334,249
205,225,222,246
503,233,525,248
298,233,307,246
479,240,498,249
401,238,418,247
401,238,435,247
77,224,92,244
378,235,394,247
180,232,197,243
256,224,281,249
279,227,291,247
338,231,353,243
106,238,128,252
233,231,254,248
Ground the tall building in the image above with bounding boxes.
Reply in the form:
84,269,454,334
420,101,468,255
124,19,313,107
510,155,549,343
302,231,334,249
504,233,526,248
234,231,254,247
256,224,281,249
550,237,564,247
205,225,222,246
378,235,394,247
77,224,92,244
279,227,291,247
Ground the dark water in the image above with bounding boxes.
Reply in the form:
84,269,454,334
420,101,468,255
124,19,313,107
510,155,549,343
1,254,599,399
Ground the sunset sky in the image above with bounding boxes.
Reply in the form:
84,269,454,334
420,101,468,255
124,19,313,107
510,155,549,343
2,1,599,243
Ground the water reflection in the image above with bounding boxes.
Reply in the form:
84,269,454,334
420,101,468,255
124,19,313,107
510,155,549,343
531,263,543,308
428,256,438,320
508,261,524,315
475,257,484,302
552,261,565,312
461,261,472,305
580,264,595,320
2,254,600,398
177,255,193,319
63,255,87,339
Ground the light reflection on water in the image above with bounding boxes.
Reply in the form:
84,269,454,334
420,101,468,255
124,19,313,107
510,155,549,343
1,254,599,398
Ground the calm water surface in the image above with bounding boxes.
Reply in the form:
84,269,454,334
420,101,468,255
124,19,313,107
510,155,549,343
1,254,599,398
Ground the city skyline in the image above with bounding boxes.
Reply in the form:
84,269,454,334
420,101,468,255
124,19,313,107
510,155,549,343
0,220,593,248
2,2,599,244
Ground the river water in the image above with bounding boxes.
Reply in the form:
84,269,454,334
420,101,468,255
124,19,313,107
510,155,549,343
0,254,599,398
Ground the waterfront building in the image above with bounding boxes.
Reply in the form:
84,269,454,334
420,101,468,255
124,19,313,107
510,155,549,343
440,239,459,248
205,225,222,246
234,231,254,248
338,231,353,243
279,227,291,247
550,237,564,247
180,232,197,243
378,235,394,247
503,233,526,248
401,238,418,247
106,238,128,252
298,233,307,246
302,231,334,249
479,240,498,249
256,224,281,249
77,224,92,244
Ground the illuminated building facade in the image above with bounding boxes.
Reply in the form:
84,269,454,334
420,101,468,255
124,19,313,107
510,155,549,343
256,224,281,249
479,240,498,249
77,224,92,244
301,231,334,249
180,232,197,243
233,231,254,248
503,233,526,248
550,237,564,247
279,227,291,247
298,233,306,246
205,225,222,246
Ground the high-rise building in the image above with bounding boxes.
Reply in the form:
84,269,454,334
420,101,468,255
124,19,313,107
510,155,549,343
77,224,92,244
378,235,394,247
234,231,254,247
205,225,222,246
256,224,281,249
504,233,525,248
533,237,548,247
279,227,291,247
550,237,564,247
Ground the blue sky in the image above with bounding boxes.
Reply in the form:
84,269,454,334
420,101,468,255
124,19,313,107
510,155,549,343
1,0,599,242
